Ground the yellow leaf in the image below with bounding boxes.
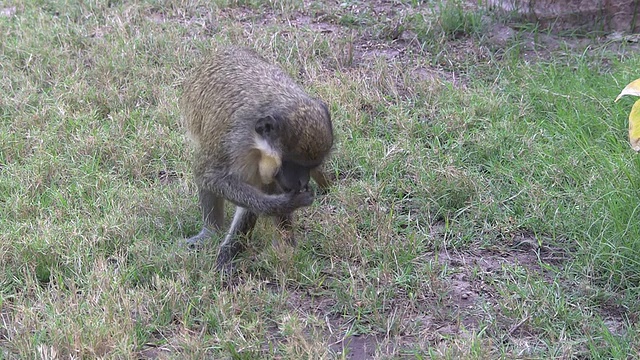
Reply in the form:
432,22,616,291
629,99,640,151
616,78,640,102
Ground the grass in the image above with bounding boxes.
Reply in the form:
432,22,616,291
2,0,640,358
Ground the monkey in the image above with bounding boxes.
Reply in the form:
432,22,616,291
180,47,334,271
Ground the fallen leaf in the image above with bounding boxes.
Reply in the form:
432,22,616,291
616,78,640,150
629,99,640,151
615,78,640,102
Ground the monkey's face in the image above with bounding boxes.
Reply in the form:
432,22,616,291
254,109,331,193
274,160,312,193
257,147,315,192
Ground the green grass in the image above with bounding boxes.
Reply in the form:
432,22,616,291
2,0,640,358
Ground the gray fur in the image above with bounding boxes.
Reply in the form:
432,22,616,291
180,47,334,271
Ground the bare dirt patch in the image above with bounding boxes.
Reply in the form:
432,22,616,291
261,235,568,357
331,335,380,360
282,289,408,358
291,15,341,34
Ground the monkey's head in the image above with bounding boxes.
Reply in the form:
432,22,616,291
254,100,333,192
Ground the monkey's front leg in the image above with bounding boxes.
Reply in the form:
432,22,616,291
184,188,224,249
216,206,258,271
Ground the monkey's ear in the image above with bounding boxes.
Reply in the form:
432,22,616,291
255,115,280,136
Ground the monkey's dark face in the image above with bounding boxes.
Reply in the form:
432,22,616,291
274,160,313,193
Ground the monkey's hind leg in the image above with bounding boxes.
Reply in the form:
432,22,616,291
274,213,296,248
311,167,334,193
216,207,258,271
185,188,224,249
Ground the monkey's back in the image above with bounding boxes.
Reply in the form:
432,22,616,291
181,47,308,155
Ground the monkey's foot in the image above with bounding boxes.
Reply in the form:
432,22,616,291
182,228,214,250
215,242,244,274
215,258,236,275
215,255,238,277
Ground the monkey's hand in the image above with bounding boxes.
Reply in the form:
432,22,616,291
278,188,314,214
250,189,313,216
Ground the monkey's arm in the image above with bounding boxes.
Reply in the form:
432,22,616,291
202,169,313,215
